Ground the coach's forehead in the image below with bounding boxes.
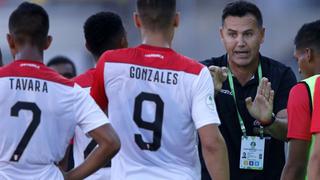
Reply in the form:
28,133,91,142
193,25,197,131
223,14,259,31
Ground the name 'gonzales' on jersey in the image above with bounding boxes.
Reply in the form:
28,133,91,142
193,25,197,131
129,66,178,85
9,78,48,93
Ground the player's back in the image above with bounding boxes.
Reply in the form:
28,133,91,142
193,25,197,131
93,45,216,180
0,60,92,179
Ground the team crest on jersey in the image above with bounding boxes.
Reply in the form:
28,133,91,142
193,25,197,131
206,93,216,111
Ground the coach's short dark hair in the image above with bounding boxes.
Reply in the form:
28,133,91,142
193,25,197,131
137,0,176,31
9,2,49,49
222,1,263,27
84,12,126,57
294,20,320,53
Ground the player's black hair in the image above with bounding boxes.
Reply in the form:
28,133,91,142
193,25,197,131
137,0,176,31
84,11,126,57
222,1,263,27
295,19,320,53
47,56,76,78
9,2,49,49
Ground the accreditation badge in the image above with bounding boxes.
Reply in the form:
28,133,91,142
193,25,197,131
239,136,265,170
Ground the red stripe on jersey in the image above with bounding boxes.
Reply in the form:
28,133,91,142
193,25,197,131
99,45,204,75
76,68,109,112
73,68,95,88
0,60,74,87
90,60,108,111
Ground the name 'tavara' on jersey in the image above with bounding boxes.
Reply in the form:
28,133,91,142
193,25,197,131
10,78,48,93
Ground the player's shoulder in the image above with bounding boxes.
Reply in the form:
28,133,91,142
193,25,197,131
0,60,74,87
98,45,205,75
174,53,205,75
290,82,308,97
73,68,95,88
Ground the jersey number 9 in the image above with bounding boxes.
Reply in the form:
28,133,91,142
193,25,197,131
133,92,164,151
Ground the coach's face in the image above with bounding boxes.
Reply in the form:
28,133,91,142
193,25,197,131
220,14,265,68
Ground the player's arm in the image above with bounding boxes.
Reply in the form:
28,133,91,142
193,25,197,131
281,139,310,180
308,133,320,180
263,109,288,141
65,124,120,180
65,82,120,179
192,67,229,180
58,143,72,171
198,124,229,180
281,83,312,180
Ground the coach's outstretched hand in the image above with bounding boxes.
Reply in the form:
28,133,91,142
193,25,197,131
245,77,274,126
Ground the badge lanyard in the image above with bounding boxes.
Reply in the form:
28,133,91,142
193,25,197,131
227,62,263,138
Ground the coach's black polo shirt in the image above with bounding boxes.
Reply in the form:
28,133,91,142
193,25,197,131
200,54,296,180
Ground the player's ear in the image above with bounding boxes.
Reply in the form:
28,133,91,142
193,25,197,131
305,48,312,63
44,35,52,50
85,42,92,52
173,12,180,28
133,12,142,28
6,33,17,56
120,36,128,48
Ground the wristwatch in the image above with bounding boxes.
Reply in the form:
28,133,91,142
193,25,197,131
262,113,276,127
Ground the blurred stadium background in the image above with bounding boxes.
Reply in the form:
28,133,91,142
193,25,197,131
0,0,319,79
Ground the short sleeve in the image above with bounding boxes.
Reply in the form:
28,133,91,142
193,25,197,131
311,79,320,133
74,84,109,134
274,68,297,113
191,67,220,129
90,54,108,111
287,83,312,141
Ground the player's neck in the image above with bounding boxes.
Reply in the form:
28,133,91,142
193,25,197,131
228,58,259,86
15,45,43,62
140,29,173,48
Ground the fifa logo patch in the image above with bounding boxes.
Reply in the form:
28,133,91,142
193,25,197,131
206,93,216,112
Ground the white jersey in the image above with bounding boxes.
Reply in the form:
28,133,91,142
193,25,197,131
91,45,220,180
0,60,108,180
73,68,111,180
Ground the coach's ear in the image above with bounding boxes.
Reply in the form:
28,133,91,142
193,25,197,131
219,26,224,42
44,35,52,50
133,12,142,28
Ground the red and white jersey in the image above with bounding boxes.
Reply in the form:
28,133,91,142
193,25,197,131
310,77,320,133
287,83,312,140
74,68,95,89
91,45,220,180
73,68,111,180
0,60,108,180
